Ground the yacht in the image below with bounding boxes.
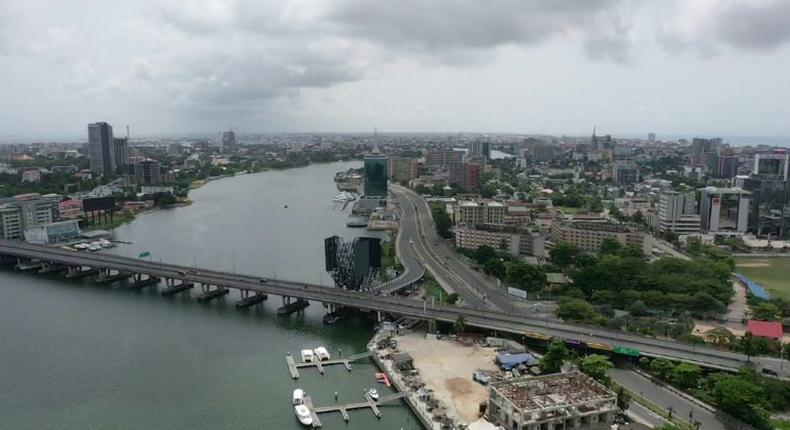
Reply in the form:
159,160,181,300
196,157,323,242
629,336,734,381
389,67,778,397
294,404,313,426
314,346,330,361
87,243,101,252
72,243,88,250
300,349,315,363
292,388,305,406
332,191,356,202
367,388,379,401
99,239,114,249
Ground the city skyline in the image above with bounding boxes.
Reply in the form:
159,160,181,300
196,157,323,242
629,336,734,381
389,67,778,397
1,0,790,139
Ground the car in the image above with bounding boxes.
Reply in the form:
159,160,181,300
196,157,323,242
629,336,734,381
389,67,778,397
259,278,268,283
762,368,779,376
177,271,186,276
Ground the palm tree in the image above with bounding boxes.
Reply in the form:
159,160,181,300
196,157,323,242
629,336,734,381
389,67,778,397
454,315,466,334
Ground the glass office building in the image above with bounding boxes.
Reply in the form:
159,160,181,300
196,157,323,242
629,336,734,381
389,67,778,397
363,154,388,197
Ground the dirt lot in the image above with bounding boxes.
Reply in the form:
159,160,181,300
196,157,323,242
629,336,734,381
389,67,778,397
396,333,498,423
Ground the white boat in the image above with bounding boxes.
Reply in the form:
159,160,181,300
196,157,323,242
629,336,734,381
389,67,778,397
300,349,315,363
332,191,356,202
99,240,114,249
294,404,313,426
367,388,379,401
314,346,330,361
87,244,101,252
292,388,305,406
72,243,88,250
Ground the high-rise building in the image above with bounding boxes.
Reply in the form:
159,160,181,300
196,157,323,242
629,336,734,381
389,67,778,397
714,155,738,179
736,151,790,239
753,152,789,181
0,193,60,240
448,162,482,191
657,190,700,234
87,122,116,175
125,158,174,185
221,130,237,153
699,187,750,235
470,139,491,159
648,133,656,143
388,156,418,184
524,138,556,163
456,201,506,226
113,137,129,173
425,149,463,167
612,162,639,185
363,154,388,197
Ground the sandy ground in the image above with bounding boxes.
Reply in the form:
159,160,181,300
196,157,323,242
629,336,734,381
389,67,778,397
396,333,498,423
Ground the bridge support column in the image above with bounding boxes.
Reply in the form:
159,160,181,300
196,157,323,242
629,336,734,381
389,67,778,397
196,283,229,302
129,273,161,289
38,260,66,274
277,297,309,316
94,268,133,284
377,311,382,323
65,266,98,279
15,257,41,271
161,278,194,296
235,289,268,308
427,319,437,333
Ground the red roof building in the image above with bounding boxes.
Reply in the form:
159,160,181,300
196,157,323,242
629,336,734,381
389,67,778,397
746,320,784,339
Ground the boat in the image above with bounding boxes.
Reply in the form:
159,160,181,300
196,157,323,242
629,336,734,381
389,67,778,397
99,240,114,249
367,388,379,401
300,349,315,363
87,244,101,252
292,388,305,406
332,191,356,202
72,243,88,250
294,404,313,426
314,346,330,361
375,372,391,388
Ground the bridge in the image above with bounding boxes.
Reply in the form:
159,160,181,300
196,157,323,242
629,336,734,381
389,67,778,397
0,239,784,377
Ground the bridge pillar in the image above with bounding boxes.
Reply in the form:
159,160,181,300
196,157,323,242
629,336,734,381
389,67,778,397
196,283,229,302
161,278,194,296
377,311,382,323
235,289,268,308
428,319,437,333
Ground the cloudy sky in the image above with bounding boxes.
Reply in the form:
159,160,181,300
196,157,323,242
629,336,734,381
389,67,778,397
1,0,790,140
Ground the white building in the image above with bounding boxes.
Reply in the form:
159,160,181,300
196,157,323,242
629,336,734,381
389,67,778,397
456,201,506,226
0,193,60,240
699,186,750,235
657,190,700,234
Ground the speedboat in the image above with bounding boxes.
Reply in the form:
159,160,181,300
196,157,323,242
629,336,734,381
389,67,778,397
72,243,88,250
294,404,313,426
367,388,379,401
314,346,330,361
292,388,305,406
87,244,101,252
300,349,315,363
375,372,392,387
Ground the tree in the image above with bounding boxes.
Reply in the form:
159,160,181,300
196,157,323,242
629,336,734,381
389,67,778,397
480,184,497,198
505,260,546,291
550,242,579,269
616,385,630,412
751,302,779,321
580,354,613,385
712,375,772,430
687,236,703,256
454,315,466,333
599,237,623,255
483,258,506,279
540,339,568,374
414,184,430,195
445,293,459,305
556,298,600,324
649,358,676,380
430,204,453,239
473,245,497,265
671,363,701,390
741,332,757,362
631,210,644,225
628,300,648,317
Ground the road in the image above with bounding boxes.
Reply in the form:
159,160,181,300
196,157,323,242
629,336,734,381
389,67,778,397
611,367,725,430
2,239,788,378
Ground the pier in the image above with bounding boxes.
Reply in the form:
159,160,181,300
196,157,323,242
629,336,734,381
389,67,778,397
304,392,408,428
285,351,371,379
277,297,309,316
235,289,268,308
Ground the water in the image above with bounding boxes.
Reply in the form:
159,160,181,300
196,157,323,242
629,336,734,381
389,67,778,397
0,161,419,430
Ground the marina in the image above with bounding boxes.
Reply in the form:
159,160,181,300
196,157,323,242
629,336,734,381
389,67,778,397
285,350,372,379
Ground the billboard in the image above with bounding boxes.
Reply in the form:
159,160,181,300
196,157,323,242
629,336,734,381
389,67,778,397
83,197,115,212
507,287,527,299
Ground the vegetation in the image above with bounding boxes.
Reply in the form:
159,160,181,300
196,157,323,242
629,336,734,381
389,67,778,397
735,257,790,300
430,202,453,239
540,339,568,374
579,354,613,385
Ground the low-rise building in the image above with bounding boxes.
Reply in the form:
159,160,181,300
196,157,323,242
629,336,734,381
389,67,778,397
487,371,617,430
388,156,418,184
58,199,84,221
0,193,61,240
455,226,546,258
23,220,81,244
456,201,506,226
551,220,652,255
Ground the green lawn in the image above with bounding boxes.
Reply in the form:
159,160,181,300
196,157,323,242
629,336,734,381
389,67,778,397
555,206,585,214
735,257,790,299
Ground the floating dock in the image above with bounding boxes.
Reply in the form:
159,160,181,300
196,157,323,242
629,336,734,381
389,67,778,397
305,392,408,428
285,351,371,379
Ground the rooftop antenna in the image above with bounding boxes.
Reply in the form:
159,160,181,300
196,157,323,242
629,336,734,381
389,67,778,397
126,125,130,139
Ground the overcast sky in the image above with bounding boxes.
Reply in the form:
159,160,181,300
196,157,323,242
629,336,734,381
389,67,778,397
1,0,790,140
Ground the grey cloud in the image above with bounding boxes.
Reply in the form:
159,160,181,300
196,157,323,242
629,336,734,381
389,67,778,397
713,1,790,50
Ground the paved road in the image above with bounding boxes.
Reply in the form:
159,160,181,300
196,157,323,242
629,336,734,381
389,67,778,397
611,367,725,430
627,401,672,429
2,239,788,378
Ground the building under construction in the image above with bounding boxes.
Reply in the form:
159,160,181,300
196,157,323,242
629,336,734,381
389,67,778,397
487,371,617,430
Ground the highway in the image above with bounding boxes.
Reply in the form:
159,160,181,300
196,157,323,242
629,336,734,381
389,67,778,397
1,239,786,378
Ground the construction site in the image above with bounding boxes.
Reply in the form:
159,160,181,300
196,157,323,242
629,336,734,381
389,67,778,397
487,371,617,430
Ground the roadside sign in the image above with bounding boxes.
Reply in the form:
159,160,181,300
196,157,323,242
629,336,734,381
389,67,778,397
507,287,527,300
613,346,640,357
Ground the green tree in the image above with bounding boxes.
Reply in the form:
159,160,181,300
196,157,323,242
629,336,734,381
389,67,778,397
550,242,579,269
430,203,453,239
629,300,648,317
580,354,613,385
599,237,623,255
540,339,568,374
616,385,630,412
649,358,676,380
687,236,703,256
670,363,701,390
741,332,757,362
556,298,600,324
445,293,459,305
480,184,497,198
454,315,466,333
505,260,546,291
473,245,497,265
713,375,772,430
483,258,506,279
751,303,779,321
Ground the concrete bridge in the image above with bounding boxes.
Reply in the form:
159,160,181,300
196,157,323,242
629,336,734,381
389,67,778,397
0,239,785,377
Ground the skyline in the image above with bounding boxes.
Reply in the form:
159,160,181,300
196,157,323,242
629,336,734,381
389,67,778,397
2,1,790,138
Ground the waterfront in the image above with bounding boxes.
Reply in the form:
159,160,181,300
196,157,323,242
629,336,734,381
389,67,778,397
0,161,418,430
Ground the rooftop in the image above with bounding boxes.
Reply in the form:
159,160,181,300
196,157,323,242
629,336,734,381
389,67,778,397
746,320,783,339
492,371,615,412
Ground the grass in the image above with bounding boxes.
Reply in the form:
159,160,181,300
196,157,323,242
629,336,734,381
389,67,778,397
555,206,585,214
422,273,450,304
773,419,790,430
83,211,136,231
735,257,790,300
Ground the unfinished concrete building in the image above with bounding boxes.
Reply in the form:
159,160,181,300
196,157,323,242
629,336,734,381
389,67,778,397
487,371,617,430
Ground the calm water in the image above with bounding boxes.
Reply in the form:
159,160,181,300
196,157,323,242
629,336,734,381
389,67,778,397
0,162,419,430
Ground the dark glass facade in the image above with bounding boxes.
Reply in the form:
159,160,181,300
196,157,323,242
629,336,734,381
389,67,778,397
363,154,388,197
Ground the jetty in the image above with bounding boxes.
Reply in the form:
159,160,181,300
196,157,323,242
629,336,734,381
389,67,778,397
285,351,371,379
304,392,408,428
